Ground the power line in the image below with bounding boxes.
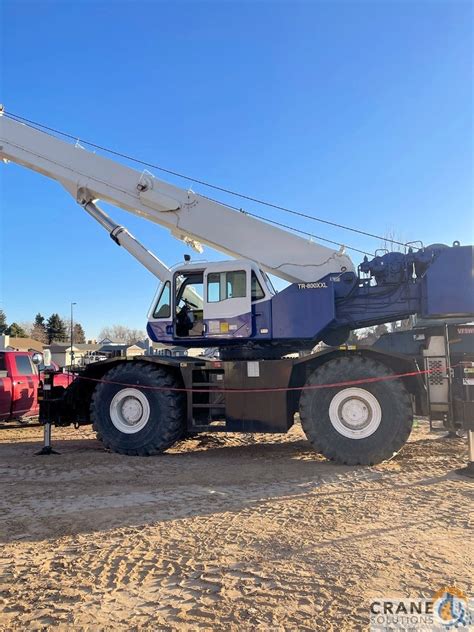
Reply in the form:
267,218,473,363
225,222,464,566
4,109,373,255
3,110,409,252
200,194,374,256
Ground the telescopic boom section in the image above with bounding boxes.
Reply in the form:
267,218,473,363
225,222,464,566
0,114,354,283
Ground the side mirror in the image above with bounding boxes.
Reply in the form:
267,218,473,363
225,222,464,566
31,352,43,365
33,350,53,368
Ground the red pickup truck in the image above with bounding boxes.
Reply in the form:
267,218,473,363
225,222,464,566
0,351,72,422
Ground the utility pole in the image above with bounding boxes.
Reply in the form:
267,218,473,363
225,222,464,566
70,302,77,367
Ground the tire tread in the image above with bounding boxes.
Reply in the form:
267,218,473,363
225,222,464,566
299,356,413,465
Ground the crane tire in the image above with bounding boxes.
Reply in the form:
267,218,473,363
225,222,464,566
90,362,185,456
299,355,413,465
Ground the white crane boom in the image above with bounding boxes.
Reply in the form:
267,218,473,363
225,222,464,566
0,113,354,283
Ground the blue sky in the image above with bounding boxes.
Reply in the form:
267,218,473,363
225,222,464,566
0,0,472,339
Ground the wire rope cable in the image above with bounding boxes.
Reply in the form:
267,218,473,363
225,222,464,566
2,109,415,255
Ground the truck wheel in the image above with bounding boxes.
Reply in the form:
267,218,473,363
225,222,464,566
90,363,185,456
299,356,413,465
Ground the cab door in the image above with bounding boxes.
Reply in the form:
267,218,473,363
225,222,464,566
204,267,252,339
11,354,39,417
0,354,12,421
173,271,205,338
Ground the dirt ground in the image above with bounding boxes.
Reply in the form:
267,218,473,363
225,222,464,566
0,420,472,631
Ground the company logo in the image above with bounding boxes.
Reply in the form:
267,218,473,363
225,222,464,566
370,586,472,631
433,586,471,629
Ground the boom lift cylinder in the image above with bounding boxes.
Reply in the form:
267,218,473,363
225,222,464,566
82,200,171,281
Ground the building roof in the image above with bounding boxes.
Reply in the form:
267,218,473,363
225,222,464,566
6,337,44,352
74,343,102,351
135,340,150,350
47,343,80,352
99,343,144,352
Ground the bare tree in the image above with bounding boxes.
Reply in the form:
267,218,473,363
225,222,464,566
380,229,413,332
380,227,407,253
18,321,33,337
98,325,146,345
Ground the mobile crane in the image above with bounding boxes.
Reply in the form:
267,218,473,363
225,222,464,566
1,109,473,464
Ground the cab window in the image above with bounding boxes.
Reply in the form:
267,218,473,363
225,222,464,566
176,273,204,308
226,270,246,298
261,271,276,295
207,273,221,302
175,272,204,338
207,270,246,302
251,271,265,301
15,355,34,376
153,281,171,318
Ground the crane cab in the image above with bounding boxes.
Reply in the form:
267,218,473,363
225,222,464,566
147,260,275,346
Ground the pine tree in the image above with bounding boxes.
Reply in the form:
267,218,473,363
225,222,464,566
6,322,27,337
46,313,68,343
31,313,48,343
73,323,86,344
0,310,7,334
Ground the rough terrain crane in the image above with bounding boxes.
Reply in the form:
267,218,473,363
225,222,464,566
1,109,473,464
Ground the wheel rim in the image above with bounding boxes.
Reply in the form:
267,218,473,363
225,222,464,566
109,388,151,434
328,387,382,439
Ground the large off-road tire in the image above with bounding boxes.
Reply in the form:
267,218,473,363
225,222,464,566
90,363,185,456
299,356,413,465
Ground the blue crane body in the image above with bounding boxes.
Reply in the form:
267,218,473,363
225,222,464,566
146,243,473,356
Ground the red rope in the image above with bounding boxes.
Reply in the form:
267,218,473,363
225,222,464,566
63,367,432,394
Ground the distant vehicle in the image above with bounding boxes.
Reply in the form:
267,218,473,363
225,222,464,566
0,351,73,422
82,352,108,366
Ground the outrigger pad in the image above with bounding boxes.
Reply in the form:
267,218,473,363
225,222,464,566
35,446,60,456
